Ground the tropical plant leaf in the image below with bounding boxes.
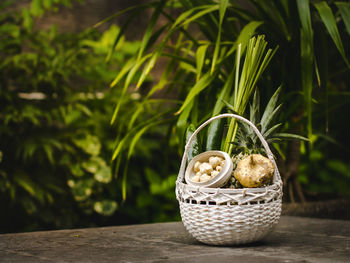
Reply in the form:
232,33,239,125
93,2,154,28
196,43,209,81
225,21,263,60
175,71,216,115
212,67,235,116
263,123,282,139
211,0,228,73
260,86,281,133
314,1,350,68
274,133,309,141
206,119,223,151
110,58,135,88
224,35,277,154
137,0,166,61
135,4,219,89
249,90,260,126
185,123,200,162
105,11,142,62
297,0,314,141
110,54,152,125
112,109,172,161
335,2,350,36
176,99,194,146
127,124,151,159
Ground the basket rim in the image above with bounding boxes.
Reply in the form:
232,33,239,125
178,114,282,184
176,179,282,194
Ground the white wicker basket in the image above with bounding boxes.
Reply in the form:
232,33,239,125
176,113,283,245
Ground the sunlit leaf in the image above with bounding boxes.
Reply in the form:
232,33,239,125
195,44,209,81
82,156,106,174
94,165,112,184
73,135,101,156
94,200,117,216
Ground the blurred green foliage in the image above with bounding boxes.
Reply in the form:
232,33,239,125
0,0,180,233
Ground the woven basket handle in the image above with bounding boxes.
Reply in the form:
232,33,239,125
177,113,281,183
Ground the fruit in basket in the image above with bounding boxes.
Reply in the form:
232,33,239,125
190,155,225,183
233,154,274,188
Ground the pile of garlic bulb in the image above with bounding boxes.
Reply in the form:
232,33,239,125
191,156,225,183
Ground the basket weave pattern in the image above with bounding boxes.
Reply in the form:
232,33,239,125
176,114,283,245
180,201,282,245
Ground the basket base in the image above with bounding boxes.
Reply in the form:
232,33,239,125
179,199,282,245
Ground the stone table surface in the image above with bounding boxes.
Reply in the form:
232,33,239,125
0,216,349,263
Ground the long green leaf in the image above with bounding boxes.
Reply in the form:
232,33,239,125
263,123,283,139
127,120,165,159
260,86,281,133
136,5,219,89
110,58,135,88
211,0,228,73
122,162,128,201
225,21,263,60
144,30,187,99
137,0,166,61
314,1,350,68
335,2,350,36
177,99,194,130
93,2,155,28
175,71,216,115
105,11,140,62
212,67,235,116
110,54,151,125
196,44,209,81
297,0,314,141
249,90,260,126
122,118,168,200
112,111,171,160
185,124,200,162
297,0,313,32
206,119,223,151
274,133,309,141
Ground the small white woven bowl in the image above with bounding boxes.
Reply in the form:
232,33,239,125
184,150,233,188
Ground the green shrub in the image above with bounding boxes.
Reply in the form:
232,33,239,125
0,1,159,232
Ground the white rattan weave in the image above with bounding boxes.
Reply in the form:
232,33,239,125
176,114,283,245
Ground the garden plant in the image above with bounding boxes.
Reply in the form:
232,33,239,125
1,0,350,233
102,0,350,202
